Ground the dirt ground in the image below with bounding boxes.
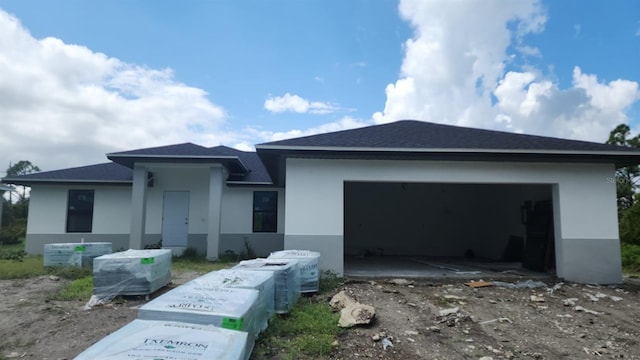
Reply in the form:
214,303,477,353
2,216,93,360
1,273,640,360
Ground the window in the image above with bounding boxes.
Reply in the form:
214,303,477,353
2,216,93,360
66,190,94,232
253,191,277,232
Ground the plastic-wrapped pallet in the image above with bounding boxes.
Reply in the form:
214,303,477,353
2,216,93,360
268,250,320,293
74,319,249,360
137,286,261,357
233,258,300,314
93,249,171,298
185,269,275,332
44,242,112,267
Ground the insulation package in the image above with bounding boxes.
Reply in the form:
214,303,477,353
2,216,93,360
233,258,300,314
44,242,112,267
73,319,249,360
93,249,172,297
137,286,261,356
268,250,320,293
186,269,275,331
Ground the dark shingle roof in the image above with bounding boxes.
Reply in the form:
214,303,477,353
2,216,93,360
258,120,637,152
107,142,250,175
109,143,215,156
3,145,273,186
256,120,640,185
209,146,272,184
2,163,133,186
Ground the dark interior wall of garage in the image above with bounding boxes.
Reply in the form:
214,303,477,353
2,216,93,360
344,182,551,259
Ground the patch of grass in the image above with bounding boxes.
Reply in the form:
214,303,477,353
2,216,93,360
172,252,235,275
254,298,343,359
319,270,343,294
0,240,27,261
0,255,47,279
621,242,640,274
51,275,93,301
48,266,92,280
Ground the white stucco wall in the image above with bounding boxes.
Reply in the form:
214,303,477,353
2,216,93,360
27,185,131,234
284,158,621,283
143,166,212,234
221,187,285,234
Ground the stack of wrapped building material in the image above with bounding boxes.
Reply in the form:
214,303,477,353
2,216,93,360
137,286,262,356
44,242,112,267
186,269,275,331
233,258,300,314
74,319,250,360
268,250,320,293
93,249,171,298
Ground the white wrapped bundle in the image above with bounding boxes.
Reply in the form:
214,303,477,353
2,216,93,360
268,250,320,293
137,286,261,355
44,242,112,267
93,249,171,297
74,319,249,360
186,269,275,331
233,258,300,314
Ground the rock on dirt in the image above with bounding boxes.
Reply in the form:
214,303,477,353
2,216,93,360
338,302,376,328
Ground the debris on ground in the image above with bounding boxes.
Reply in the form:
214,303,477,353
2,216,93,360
382,337,394,350
388,278,415,286
465,280,493,288
573,305,601,315
492,280,547,289
3,275,640,359
330,290,354,310
338,302,376,328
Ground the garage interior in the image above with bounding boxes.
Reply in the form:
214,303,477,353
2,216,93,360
343,181,556,278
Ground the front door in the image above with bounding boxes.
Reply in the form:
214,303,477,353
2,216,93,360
162,191,189,247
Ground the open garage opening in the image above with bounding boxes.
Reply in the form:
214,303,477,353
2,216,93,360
344,181,556,278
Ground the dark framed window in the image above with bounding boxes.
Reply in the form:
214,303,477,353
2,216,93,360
253,191,277,233
66,190,94,233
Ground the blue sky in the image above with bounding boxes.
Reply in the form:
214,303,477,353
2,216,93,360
0,0,639,173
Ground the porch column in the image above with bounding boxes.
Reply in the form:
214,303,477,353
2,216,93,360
206,166,223,260
130,165,148,250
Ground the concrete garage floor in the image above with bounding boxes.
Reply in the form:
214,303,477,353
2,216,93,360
344,256,553,280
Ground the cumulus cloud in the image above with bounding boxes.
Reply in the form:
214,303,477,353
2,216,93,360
0,9,234,173
264,93,339,114
373,0,640,142
249,116,370,143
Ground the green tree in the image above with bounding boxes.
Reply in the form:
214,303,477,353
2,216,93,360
606,124,640,211
6,160,41,202
1,161,40,244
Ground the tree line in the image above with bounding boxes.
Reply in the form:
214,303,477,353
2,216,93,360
1,161,40,244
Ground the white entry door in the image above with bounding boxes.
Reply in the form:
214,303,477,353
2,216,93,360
162,191,189,247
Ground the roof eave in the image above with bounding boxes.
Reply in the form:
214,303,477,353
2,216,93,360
256,147,640,186
1,178,132,187
106,154,250,174
255,144,640,156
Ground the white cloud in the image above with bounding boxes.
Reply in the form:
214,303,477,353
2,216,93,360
373,0,640,142
0,10,236,174
249,116,371,143
264,93,339,114
233,142,255,152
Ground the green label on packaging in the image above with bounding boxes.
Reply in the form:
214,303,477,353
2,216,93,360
140,257,155,265
222,317,244,330
74,246,86,252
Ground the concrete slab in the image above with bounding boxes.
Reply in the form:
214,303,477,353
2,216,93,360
344,256,553,280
